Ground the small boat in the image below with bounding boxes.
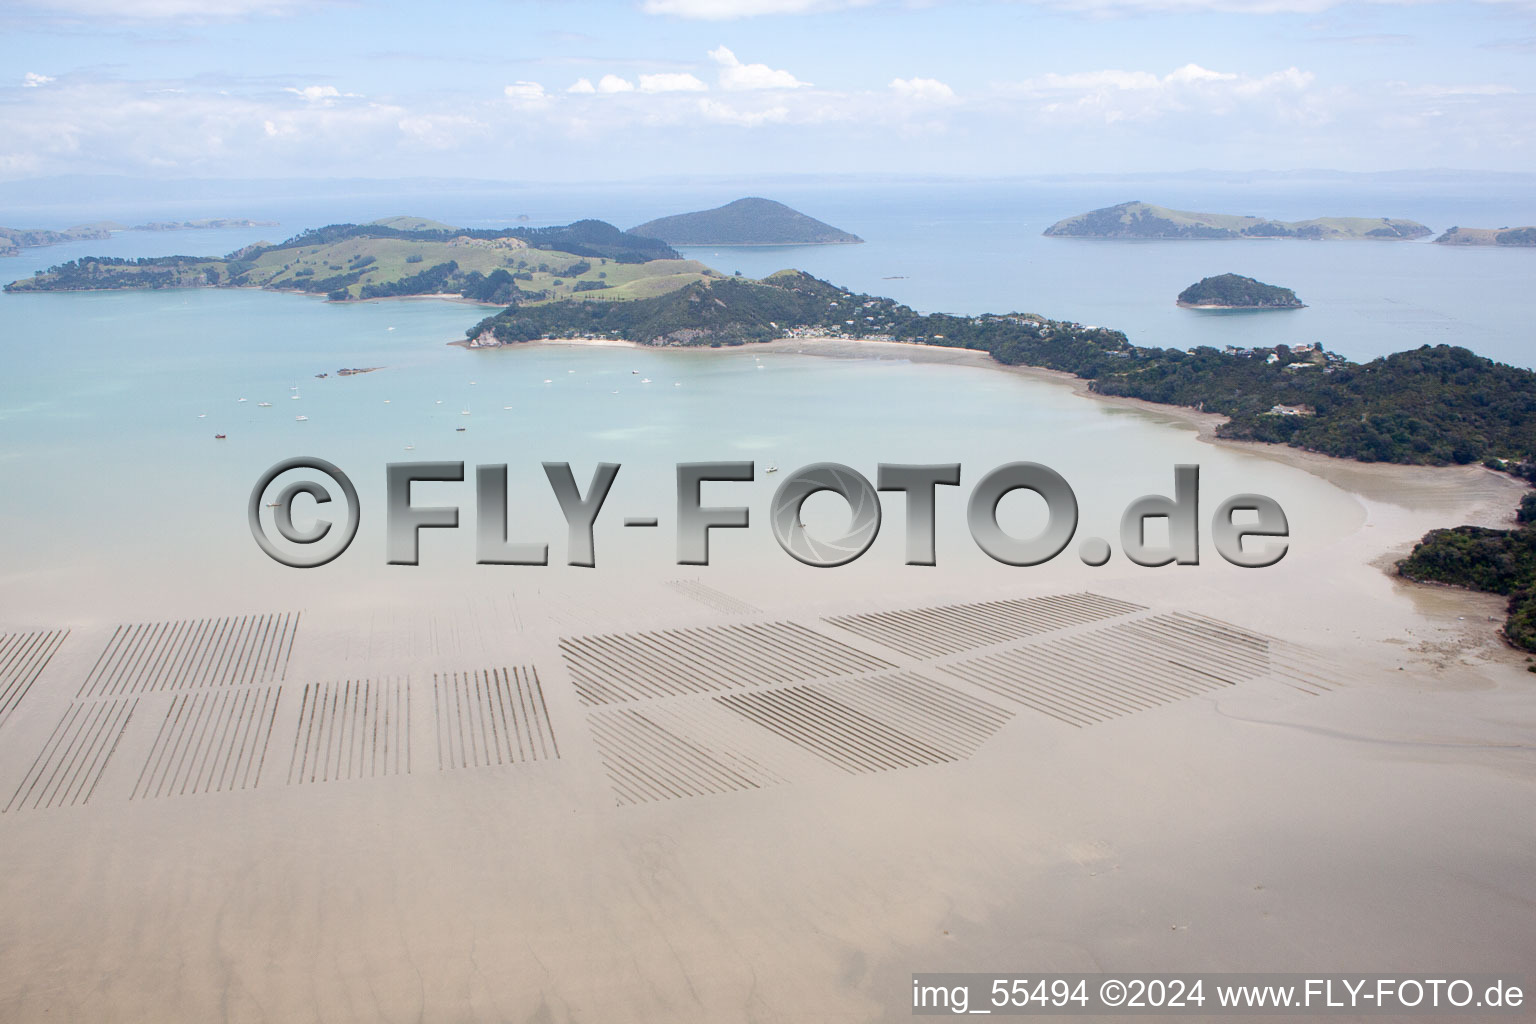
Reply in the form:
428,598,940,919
290,394,300,400
631,369,639,374
257,402,272,407
641,378,652,384
383,399,390,404
503,405,514,410
460,409,470,415
673,381,682,387
455,426,466,432
765,464,779,475
386,326,395,332
198,413,207,418
469,381,477,386
295,415,308,421
543,379,552,384
567,369,575,374
289,385,299,391
403,444,415,451
237,398,247,403
214,433,226,439
435,400,442,405
315,373,327,379
265,501,281,508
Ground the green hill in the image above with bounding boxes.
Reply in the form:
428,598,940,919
369,215,457,232
1045,201,1430,241
1435,226,1536,247
630,198,863,246
5,219,700,303
1177,274,1303,309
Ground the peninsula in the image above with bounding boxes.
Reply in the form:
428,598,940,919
630,197,863,246
5,217,704,303
1434,226,1536,247
1177,274,1304,309
1045,201,1431,241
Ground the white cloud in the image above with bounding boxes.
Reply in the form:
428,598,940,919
639,72,709,93
284,85,357,104
1165,63,1238,84
889,77,956,101
698,98,791,125
567,78,598,94
504,81,547,103
23,73,56,88
597,74,636,93
708,45,809,90
642,0,869,17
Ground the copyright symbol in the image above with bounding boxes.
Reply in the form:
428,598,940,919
248,457,360,568
1100,980,1127,1007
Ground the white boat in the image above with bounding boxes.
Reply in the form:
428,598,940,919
543,379,552,384
641,378,652,384
461,409,470,415
469,381,477,385
289,385,298,391
237,398,247,403
290,394,300,400
765,464,779,474
673,381,682,387
257,402,272,407
295,415,308,421
404,444,415,451
197,413,206,418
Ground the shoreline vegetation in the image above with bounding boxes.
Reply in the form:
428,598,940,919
1043,201,1432,241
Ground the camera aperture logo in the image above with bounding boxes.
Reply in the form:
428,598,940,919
247,458,1290,570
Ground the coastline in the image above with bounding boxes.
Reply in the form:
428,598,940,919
479,332,1529,643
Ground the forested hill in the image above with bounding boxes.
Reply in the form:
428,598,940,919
1177,274,1303,308
468,269,1536,468
630,198,863,245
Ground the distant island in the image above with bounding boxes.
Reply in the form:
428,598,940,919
1177,274,1303,309
0,218,280,257
1434,226,1536,247
0,223,113,257
5,217,701,303
129,218,279,232
630,197,863,246
1045,201,1431,241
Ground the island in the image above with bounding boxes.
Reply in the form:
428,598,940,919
1044,201,1431,241
5,217,706,303
129,218,280,232
1177,273,1304,309
629,197,863,246
0,223,114,257
1434,226,1536,247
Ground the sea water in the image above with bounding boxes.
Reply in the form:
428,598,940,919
0,176,1530,624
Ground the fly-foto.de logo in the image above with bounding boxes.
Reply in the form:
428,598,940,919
247,458,1288,570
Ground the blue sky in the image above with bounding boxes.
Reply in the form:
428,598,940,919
2,0,1533,180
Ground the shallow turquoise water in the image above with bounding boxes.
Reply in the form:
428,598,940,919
3,177,1528,621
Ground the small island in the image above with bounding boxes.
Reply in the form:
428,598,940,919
0,223,113,257
1434,226,1536,247
1045,201,1431,241
630,197,863,246
1177,273,1304,309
